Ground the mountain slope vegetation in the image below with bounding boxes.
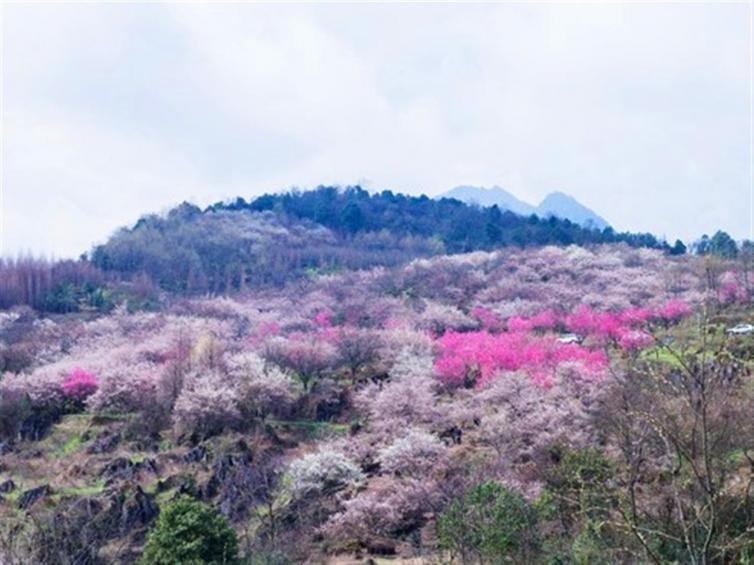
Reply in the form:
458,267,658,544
2,241,754,563
90,186,669,294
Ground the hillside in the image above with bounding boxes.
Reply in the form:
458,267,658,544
2,242,754,563
89,186,667,295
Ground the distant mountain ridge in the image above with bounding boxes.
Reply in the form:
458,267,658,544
440,186,609,230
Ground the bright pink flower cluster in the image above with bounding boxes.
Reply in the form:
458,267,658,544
564,300,690,346
61,367,98,401
564,305,622,338
434,331,607,388
655,299,692,322
435,300,694,388
507,310,558,333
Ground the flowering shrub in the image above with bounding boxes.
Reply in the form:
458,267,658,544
434,331,607,388
288,449,364,497
227,353,296,420
378,429,446,475
61,367,98,402
87,365,160,414
655,299,693,322
507,310,558,333
616,329,654,351
262,334,337,391
173,372,241,437
322,477,442,544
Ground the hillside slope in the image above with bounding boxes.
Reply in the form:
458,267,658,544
90,187,667,294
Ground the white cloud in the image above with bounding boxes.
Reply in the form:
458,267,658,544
2,2,750,256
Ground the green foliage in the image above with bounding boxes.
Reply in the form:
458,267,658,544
696,230,738,258
44,282,115,313
139,496,239,565
44,283,80,313
437,481,539,563
669,239,687,256
92,186,673,294
542,446,614,535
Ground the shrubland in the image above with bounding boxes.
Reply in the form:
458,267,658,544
0,241,753,563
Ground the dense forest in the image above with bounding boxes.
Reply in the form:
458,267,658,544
0,187,745,317
89,186,677,296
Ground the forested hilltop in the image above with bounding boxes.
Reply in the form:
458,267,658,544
88,186,676,295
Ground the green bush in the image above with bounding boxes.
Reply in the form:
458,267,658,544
139,496,238,565
437,481,539,563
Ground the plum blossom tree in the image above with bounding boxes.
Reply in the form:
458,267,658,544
378,429,447,476
0,369,66,439
287,449,364,498
654,298,692,322
506,310,558,333
262,334,337,392
355,370,445,436
172,371,241,438
332,327,383,383
227,353,296,421
470,306,504,332
86,364,160,415
434,331,608,388
61,367,98,403
473,370,600,474
322,477,444,548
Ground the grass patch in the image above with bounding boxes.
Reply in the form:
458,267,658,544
55,480,106,500
56,435,83,457
41,413,94,458
640,347,684,368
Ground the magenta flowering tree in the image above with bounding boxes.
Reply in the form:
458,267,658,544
654,298,692,323
434,331,607,388
506,310,558,333
564,305,623,339
61,367,98,403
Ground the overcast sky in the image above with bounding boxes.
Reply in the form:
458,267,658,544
2,2,751,257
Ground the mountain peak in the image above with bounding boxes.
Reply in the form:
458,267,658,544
537,192,609,230
441,186,535,216
438,186,610,230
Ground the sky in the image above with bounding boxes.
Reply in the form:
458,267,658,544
1,2,751,258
